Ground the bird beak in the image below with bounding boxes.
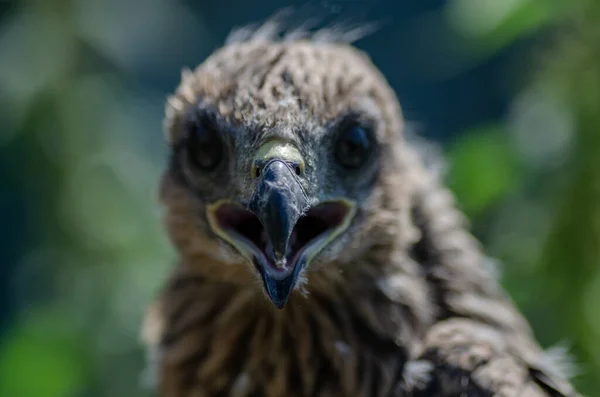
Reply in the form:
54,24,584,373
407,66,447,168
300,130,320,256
248,159,309,269
206,143,356,309
246,158,309,308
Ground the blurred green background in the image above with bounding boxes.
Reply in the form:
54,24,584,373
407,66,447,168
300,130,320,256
1,0,599,396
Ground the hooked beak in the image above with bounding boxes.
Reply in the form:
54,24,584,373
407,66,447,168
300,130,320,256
207,157,355,309
249,159,308,268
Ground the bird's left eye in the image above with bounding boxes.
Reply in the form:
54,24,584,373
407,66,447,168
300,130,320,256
186,118,224,171
334,124,374,169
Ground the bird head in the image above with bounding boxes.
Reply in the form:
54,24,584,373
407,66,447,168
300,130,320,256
161,37,415,308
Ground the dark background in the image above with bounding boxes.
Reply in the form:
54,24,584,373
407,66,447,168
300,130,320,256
1,0,599,396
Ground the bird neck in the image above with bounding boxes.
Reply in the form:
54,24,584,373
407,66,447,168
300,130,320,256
147,249,432,396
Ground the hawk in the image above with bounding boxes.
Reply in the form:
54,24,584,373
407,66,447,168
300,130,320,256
142,19,579,397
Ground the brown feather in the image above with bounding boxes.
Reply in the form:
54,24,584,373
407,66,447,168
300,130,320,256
144,22,579,397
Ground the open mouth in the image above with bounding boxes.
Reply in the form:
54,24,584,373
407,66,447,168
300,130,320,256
210,200,354,280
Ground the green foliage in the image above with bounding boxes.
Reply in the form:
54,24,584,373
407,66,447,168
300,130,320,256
0,309,87,397
446,0,566,54
446,0,600,393
448,126,521,217
1,0,599,396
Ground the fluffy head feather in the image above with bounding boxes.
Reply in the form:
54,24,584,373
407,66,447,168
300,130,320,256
161,34,420,293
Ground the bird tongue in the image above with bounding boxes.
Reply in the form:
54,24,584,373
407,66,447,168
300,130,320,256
261,229,298,269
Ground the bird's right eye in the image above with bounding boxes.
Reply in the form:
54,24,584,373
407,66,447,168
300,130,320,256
186,118,224,171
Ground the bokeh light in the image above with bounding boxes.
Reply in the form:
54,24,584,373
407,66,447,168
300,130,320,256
1,0,598,395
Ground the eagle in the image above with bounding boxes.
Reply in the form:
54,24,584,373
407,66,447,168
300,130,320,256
142,18,579,397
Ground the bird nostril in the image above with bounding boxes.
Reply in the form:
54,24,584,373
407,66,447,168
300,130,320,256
251,162,263,179
294,165,302,176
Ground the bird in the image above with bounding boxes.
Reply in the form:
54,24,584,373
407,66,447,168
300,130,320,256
142,16,580,397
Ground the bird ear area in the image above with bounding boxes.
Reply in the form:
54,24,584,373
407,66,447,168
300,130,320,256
406,174,475,317
408,190,441,277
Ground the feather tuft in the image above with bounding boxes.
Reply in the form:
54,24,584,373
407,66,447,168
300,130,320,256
226,7,381,45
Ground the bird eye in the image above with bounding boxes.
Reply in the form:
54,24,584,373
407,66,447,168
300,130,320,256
186,117,224,171
334,124,374,169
